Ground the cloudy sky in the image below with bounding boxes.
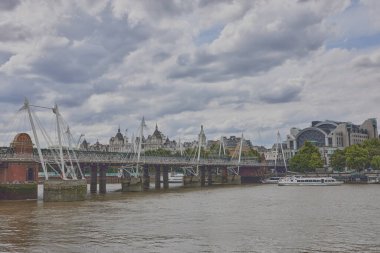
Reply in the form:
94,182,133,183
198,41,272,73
1,0,380,147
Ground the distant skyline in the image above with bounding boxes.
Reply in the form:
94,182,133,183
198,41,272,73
1,0,380,147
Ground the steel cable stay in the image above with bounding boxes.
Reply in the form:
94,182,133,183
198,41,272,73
19,98,83,180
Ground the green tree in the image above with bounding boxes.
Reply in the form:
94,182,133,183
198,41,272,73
289,142,323,172
241,148,261,161
361,139,380,168
145,148,171,157
370,155,380,170
309,153,324,169
345,144,369,172
289,153,309,172
330,149,346,171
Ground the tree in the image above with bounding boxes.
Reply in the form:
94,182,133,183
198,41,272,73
370,155,380,170
361,139,380,168
145,148,171,157
289,142,323,172
241,148,261,162
345,144,369,172
289,153,309,172
309,153,324,170
330,149,346,171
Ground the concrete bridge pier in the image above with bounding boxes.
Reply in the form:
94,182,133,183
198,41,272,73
155,166,161,190
99,164,107,194
121,175,142,192
226,174,241,184
162,166,169,189
142,166,150,191
183,174,200,187
207,167,212,186
90,164,97,194
200,166,206,187
43,179,87,202
212,167,241,185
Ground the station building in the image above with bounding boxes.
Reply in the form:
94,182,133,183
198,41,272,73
285,118,378,166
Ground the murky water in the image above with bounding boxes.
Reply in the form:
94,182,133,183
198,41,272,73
1,184,380,253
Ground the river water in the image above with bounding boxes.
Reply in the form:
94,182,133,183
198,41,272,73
1,184,379,253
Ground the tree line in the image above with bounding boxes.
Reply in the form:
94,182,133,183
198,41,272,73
143,144,262,161
289,139,380,173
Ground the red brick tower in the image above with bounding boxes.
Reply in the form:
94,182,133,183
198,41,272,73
0,133,39,200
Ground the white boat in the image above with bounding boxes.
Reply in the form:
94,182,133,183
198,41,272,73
160,172,184,183
278,176,343,186
168,172,184,183
261,177,282,184
366,176,379,184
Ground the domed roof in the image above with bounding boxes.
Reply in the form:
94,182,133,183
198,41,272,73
115,127,124,141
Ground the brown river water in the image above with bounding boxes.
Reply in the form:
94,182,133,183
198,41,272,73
1,184,379,253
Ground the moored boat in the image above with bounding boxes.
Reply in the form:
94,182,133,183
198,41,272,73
168,172,184,183
261,176,282,184
160,172,184,183
278,176,343,186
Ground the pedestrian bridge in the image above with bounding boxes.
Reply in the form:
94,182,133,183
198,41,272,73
0,148,284,168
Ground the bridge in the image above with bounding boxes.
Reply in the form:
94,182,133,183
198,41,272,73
0,148,283,167
0,98,286,201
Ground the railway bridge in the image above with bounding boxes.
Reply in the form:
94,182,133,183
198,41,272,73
0,98,286,201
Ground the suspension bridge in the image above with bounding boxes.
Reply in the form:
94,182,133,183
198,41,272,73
0,99,286,201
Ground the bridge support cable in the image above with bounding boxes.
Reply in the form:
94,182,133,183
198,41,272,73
135,117,146,177
237,133,243,175
21,98,83,180
275,130,287,173
195,125,203,176
53,104,67,179
23,98,49,180
66,127,84,179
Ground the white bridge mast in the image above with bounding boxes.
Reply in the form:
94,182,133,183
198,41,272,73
275,130,287,173
53,104,67,180
23,98,49,180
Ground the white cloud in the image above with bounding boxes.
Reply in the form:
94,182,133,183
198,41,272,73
0,0,379,147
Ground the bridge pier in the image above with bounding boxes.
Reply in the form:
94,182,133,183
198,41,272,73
143,166,150,191
207,167,212,186
212,167,241,185
200,166,206,187
99,165,107,194
43,179,87,202
183,174,200,187
121,176,143,192
155,166,161,190
163,166,169,189
90,165,97,193
226,174,241,184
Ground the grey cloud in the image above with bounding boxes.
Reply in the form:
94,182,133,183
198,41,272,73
0,51,13,65
152,52,170,63
0,0,20,11
169,8,326,82
0,23,30,42
31,6,150,85
0,75,46,105
133,0,195,19
353,55,380,68
177,54,191,66
198,0,234,8
257,80,304,104
258,85,303,104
